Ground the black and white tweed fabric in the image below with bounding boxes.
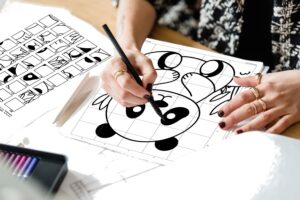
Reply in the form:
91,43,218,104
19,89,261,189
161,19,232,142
148,0,300,71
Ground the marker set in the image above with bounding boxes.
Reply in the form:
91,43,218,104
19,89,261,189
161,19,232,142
0,144,68,194
0,149,39,178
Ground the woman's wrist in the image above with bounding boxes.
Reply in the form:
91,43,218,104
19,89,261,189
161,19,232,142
117,35,141,51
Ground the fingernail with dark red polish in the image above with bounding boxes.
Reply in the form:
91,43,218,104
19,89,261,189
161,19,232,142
146,83,153,92
219,122,226,129
144,94,151,101
236,129,244,134
218,110,224,117
234,76,240,78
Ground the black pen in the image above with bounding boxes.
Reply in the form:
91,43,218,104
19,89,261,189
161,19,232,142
102,24,166,121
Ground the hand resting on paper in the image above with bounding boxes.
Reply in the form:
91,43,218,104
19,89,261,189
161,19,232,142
218,71,300,134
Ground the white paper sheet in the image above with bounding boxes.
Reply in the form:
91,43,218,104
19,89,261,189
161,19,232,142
0,1,113,141
57,39,263,199
62,39,264,164
97,132,300,200
2,2,266,199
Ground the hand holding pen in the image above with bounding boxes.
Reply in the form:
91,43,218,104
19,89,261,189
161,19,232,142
101,24,165,120
100,31,155,107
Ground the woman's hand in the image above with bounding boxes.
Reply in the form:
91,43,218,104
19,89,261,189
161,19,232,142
100,48,157,107
218,70,300,134
101,0,157,107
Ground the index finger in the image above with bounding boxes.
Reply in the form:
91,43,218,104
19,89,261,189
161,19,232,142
234,73,263,87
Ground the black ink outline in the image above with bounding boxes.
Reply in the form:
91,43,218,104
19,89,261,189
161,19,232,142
95,89,200,148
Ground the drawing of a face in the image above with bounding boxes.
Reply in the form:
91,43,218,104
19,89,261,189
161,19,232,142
94,90,200,151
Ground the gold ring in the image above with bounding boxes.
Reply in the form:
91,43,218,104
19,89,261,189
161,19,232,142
249,87,260,100
250,102,258,115
258,99,267,111
113,69,127,80
255,73,262,85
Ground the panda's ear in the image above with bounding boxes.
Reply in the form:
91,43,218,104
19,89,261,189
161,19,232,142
92,94,111,110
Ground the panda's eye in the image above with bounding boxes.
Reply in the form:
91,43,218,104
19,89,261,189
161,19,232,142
126,105,145,118
161,107,189,125
200,60,224,77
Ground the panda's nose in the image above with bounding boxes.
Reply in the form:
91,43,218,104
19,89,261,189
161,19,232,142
182,72,215,102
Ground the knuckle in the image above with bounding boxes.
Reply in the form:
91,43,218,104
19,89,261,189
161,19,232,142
113,59,125,67
294,106,300,114
239,92,249,102
263,82,273,90
145,57,153,64
260,113,270,121
269,94,277,102
280,118,290,127
246,103,256,116
119,77,131,88
273,94,281,101
228,114,237,125
109,57,119,65
150,70,157,79
224,103,233,114
127,53,135,61
246,104,253,115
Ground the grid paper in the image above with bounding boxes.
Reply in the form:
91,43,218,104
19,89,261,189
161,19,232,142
66,39,264,164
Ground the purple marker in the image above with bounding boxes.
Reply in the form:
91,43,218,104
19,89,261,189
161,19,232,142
5,153,15,168
18,156,31,177
13,155,27,175
23,157,38,178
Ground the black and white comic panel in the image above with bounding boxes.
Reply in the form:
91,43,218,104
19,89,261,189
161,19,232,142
0,14,111,115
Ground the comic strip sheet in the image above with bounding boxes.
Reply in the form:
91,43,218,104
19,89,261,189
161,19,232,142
0,14,110,119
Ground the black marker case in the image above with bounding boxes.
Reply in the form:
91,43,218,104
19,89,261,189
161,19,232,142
0,143,68,194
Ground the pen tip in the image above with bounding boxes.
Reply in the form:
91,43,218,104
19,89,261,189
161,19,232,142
159,113,166,122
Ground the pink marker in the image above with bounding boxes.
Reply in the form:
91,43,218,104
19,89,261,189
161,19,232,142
13,155,27,175
10,154,21,171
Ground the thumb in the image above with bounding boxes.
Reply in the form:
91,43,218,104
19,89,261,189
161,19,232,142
234,75,260,87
